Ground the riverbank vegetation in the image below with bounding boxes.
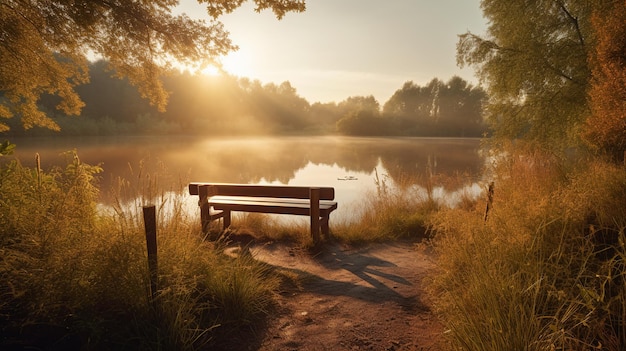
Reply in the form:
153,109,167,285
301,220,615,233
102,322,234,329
0,142,475,349
0,155,280,350
431,151,626,350
427,0,626,350
2,63,487,138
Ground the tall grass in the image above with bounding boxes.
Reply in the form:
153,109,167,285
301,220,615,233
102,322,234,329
0,153,279,350
218,212,313,246
430,149,626,350
332,169,477,243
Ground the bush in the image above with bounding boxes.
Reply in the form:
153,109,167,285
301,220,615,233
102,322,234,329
430,151,626,350
0,153,279,350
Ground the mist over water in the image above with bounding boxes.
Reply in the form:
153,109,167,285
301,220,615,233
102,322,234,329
9,136,486,222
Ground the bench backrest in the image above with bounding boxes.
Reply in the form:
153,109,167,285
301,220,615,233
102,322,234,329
188,182,335,200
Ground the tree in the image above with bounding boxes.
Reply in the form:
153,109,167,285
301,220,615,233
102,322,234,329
0,0,305,132
242,80,310,132
582,0,626,160
382,80,437,121
382,77,486,136
309,101,342,132
434,76,486,137
457,1,598,148
337,95,380,116
336,109,388,136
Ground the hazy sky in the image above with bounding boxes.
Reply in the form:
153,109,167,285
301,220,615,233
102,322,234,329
178,1,488,104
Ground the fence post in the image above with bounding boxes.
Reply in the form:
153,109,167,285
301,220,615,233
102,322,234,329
483,182,494,222
143,205,158,304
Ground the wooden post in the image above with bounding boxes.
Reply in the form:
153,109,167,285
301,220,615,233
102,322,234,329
483,182,494,222
310,188,321,244
35,153,42,203
143,205,158,303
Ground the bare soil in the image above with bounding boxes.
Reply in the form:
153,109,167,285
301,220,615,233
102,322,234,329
221,240,448,351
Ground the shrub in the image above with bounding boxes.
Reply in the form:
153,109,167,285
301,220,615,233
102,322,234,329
430,151,626,350
0,153,279,350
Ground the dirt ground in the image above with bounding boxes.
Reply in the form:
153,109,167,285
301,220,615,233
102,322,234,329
222,240,448,351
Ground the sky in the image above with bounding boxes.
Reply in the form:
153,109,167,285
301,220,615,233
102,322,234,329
177,0,488,104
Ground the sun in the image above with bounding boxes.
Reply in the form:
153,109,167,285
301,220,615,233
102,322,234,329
199,64,220,76
219,51,251,78
180,51,251,78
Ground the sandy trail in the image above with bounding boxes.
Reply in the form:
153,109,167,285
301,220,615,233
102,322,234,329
224,241,447,351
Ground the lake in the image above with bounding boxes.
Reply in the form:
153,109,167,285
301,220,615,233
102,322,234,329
8,136,487,223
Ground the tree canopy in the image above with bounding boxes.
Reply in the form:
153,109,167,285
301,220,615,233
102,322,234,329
381,77,486,137
457,1,599,149
0,0,305,132
2,58,484,138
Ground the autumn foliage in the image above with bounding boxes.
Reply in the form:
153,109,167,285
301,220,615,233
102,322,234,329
583,1,626,159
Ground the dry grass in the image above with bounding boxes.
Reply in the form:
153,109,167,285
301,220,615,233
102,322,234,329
429,149,626,350
0,154,280,350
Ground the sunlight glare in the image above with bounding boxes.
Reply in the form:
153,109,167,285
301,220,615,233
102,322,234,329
175,51,251,78
200,64,220,76
220,51,251,78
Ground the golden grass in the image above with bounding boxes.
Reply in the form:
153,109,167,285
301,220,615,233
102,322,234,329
429,150,626,350
0,154,280,350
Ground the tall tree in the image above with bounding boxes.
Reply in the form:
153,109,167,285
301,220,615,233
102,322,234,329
457,0,597,149
382,80,437,121
0,0,305,132
582,0,626,160
435,76,486,137
335,95,384,136
337,95,380,116
382,77,486,136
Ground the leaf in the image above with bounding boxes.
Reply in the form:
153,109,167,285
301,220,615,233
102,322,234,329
0,140,16,156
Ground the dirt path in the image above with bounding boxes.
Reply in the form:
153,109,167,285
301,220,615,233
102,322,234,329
228,241,448,351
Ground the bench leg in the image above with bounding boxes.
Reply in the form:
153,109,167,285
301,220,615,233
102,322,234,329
311,216,321,244
223,210,231,230
310,188,321,244
321,215,330,238
199,186,211,234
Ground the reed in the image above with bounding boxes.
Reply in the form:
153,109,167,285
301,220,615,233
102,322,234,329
332,169,479,243
429,150,626,350
0,154,279,350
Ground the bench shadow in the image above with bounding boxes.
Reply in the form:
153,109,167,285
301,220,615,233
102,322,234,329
255,243,429,313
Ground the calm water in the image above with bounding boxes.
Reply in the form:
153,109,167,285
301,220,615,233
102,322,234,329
8,136,487,222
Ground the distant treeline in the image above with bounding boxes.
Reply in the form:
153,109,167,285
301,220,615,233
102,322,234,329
3,60,487,137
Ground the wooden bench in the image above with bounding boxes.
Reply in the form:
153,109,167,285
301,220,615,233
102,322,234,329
188,183,338,243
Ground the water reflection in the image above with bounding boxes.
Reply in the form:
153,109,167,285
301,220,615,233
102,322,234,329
8,136,486,222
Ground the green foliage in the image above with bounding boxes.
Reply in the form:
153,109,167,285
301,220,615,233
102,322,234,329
382,77,487,137
336,109,389,136
199,0,305,19
0,0,304,132
457,1,599,149
6,60,489,137
0,140,15,156
430,152,626,350
0,155,279,350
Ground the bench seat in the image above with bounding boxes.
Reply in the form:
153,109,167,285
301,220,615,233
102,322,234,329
209,196,338,216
